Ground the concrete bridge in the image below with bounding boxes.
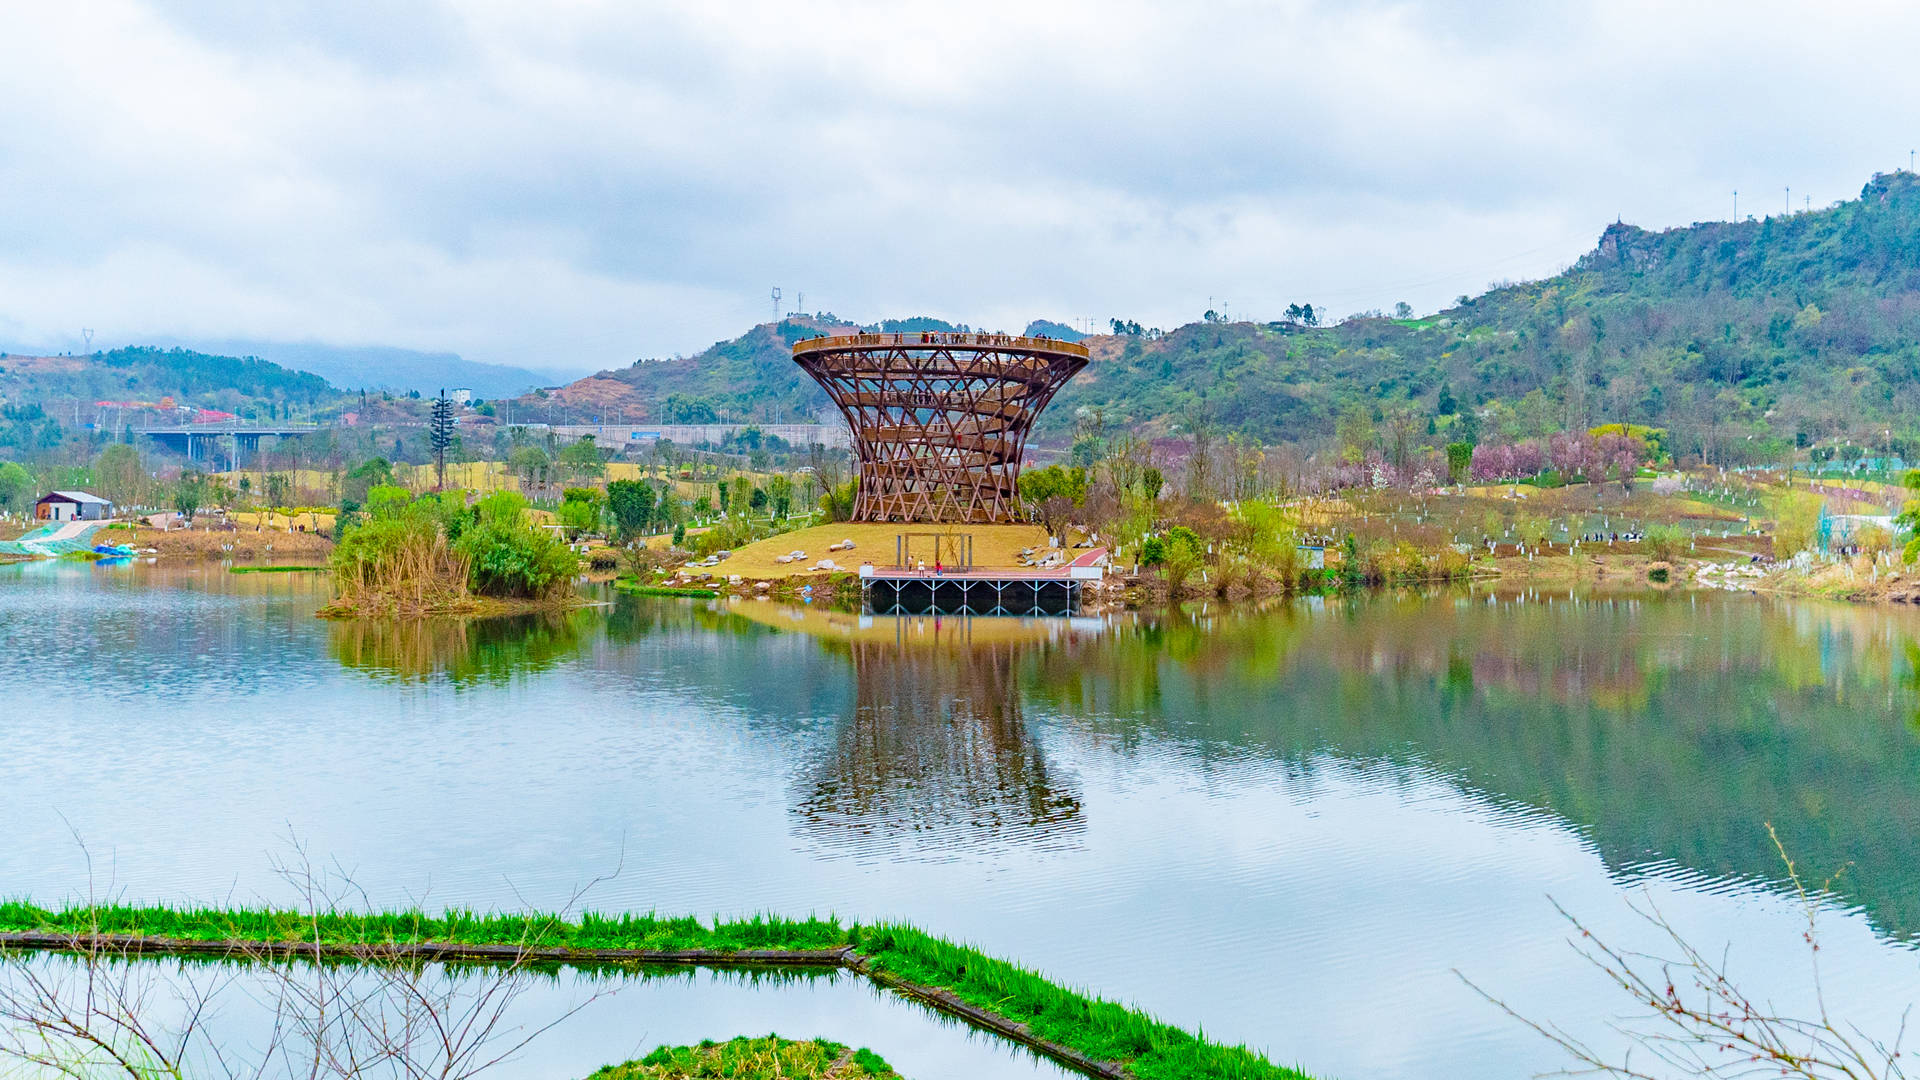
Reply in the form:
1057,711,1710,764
140,423,320,467
545,422,851,450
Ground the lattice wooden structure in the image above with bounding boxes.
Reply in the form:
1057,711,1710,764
792,331,1090,523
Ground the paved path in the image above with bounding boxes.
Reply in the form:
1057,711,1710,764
0,521,105,556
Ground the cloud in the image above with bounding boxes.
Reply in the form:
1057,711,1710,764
1,0,1915,370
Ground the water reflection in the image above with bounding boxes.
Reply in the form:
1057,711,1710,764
737,606,1086,858
709,590,1920,939
1019,591,1920,939
326,608,595,685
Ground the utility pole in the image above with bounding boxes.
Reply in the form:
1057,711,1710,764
1732,190,1738,220
430,389,454,491
1785,186,1790,214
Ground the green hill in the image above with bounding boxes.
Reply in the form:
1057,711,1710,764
1055,170,1920,461
552,171,1920,465
0,346,335,410
0,346,341,457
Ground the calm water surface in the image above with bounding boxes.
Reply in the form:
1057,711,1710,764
4,558,1920,1079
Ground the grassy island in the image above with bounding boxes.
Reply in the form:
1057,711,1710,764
588,1037,899,1079
322,487,582,618
0,901,1309,1080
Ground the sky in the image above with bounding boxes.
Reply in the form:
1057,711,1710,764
1,0,1915,376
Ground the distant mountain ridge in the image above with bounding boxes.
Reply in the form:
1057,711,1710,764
181,341,566,400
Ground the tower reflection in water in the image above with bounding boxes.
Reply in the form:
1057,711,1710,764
787,611,1086,858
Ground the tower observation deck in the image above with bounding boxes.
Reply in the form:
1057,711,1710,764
792,331,1090,523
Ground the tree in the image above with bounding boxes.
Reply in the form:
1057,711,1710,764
0,461,32,512
341,457,394,505
1018,464,1089,540
1336,406,1374,464
557,488,603,539
91,444,144,507
173,469,209,522
1446,441,1474,485
265,472,292,507
1394,301,1413,319
606,478,656,540
556,435,605,481
1141,466,1165,501
1158,525,1205,593
767,475,794,519
508,445,551,498
430,390,455,490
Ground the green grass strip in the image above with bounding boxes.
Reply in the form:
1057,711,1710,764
614,581,719,599
0,902,1311,1080
849,924,1294,1080
0,901,841,952
229,565,329,573
588,1036,900,1079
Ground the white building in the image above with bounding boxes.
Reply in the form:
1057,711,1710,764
35,490,113,522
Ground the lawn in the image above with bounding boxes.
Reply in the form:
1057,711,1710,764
716,522,1053,579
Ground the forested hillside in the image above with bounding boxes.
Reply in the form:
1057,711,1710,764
0,346,340,457
0,346,334,410
1054,171,1920,462
550,171,1920,466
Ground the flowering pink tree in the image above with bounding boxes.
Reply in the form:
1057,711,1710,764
1471,443,1511,481
1596,432,1646,490
1509,440,1546,477
1549,432,1600,480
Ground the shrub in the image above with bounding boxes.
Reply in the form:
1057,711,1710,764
1139,536,1166,566
457,492,580,600
1643,524,1687,562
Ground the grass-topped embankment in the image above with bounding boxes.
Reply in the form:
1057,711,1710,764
612,578,719,599
588,1037,901,1079
0,901,1313,1080
0,901,845,953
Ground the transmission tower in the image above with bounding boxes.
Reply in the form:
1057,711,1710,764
81,328,93,353
430,389,455,491
771,286,782,326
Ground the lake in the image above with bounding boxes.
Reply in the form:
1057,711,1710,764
4,558,1918,1079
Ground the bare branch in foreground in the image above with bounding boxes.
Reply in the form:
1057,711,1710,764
1460,824,1904,1080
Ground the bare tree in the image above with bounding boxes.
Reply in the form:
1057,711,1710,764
1462,826,1906,1080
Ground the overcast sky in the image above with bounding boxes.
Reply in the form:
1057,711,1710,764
1,0,1914,375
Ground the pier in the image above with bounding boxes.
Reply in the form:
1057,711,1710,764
860,548,1107,615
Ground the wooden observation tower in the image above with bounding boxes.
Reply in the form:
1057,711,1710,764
792,331,1090,523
